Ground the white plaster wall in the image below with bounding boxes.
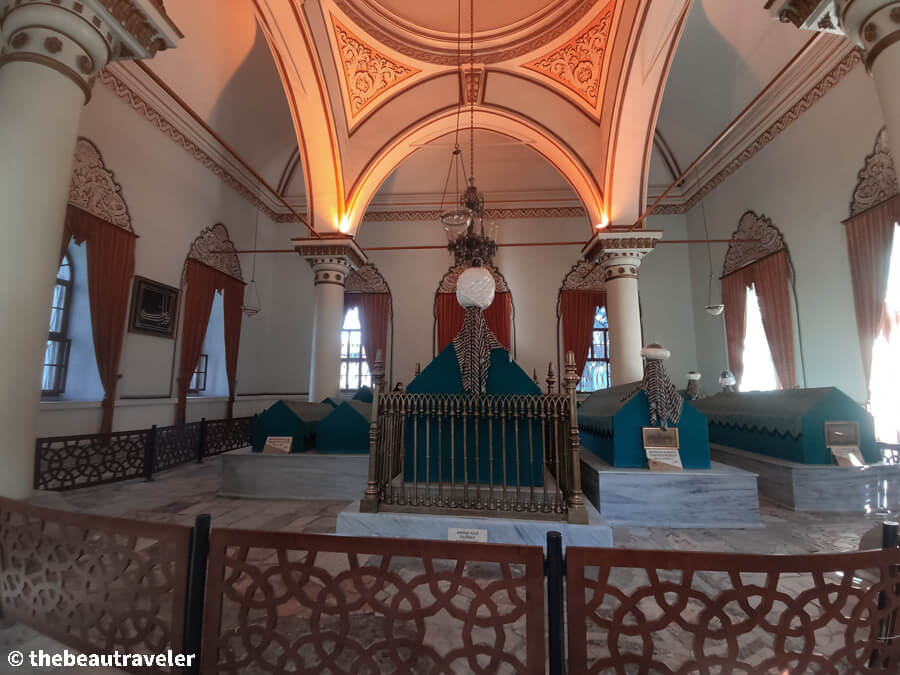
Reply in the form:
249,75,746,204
684,65,885,402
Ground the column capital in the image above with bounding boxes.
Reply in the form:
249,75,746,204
0,0,181,101
292,236,368,286
582,230,663,281
837,0,900,70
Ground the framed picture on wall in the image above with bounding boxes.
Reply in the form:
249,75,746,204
129,276,179,338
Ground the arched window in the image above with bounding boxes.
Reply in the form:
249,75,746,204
340,306,371,391
578,306,610,392
43,254,73,395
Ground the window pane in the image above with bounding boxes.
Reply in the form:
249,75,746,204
42,365,56,392
340,361,348,390
349,332,362,358
740,284,778,392
52,284,67,308
341,331,350,357
45,340,60,365
579,361,609,392
49,308,63,333
594,306,608,329
342,306,361,330
360,361,371,388
57,257,71,281
348,361,360,389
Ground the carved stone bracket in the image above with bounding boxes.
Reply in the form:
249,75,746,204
850,127,899,217
560,259,605,291
722,211,787,276
345,262,390,294
185,223,243,284
68,137,132,231
437,263,510,294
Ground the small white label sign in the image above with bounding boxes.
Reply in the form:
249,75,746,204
263,436,293,454
832,446,866,467
646,448,684,472
448,527,488,543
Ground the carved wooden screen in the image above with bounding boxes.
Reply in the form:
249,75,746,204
203,529,546,673
566,546,900,674
0,497,192,674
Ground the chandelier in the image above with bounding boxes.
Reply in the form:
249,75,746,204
439,0,497,268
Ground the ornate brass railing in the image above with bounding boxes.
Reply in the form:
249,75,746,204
361,351,587,523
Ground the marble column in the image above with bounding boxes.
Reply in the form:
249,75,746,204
293,238,367,401
839,1,900,163
582,231,662,386
0,1,179,499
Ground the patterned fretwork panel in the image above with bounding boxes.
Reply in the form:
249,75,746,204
0,497,191,674
203,529,546,674
154,422,200,472
34,429,148,490
566,547,900,674
204,416,253,457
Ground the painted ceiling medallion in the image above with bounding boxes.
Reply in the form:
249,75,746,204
331,14,419,119
523,0,615,109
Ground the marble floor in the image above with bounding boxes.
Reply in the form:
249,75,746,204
4,452,895,673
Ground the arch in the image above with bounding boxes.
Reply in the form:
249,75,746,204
432,263,516,358
345,262,394,385
68,137,133,232
850,127,899,218
722,211,789,277
345,107,604,236
183,223,243,287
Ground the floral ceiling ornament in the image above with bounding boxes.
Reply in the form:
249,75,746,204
68,138,133,231
345,263,391,294
561,259,605,291
722,211,787,277
850,127,898,217
331,14,420,119
185,223,243,284
523,0,615,109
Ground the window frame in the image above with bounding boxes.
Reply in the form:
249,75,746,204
577,305,611,393
340,307,371,392
42,254,73,396
188,353,208,394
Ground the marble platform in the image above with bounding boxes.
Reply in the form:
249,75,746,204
580,452,762,528
337,500,613,549
711,444,900,512
220,449,368,500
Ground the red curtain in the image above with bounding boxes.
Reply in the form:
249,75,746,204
845,195,900,394
436,291,511,351
721,270,749,385
63,206,136,433
436,293,466,351
484,292,512,350
222,275,244,419
177,260,224,424
346,293,391,370
753,251,796,389
560,290,606,376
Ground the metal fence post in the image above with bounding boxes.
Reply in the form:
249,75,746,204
143,425,157,481
183,513,210,675
196,418,207,463
546,531,566,675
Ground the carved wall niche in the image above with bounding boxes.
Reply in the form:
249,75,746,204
850,127,899,217
345,262,391,294
68,137,133,231
722,211,789,276
183,223,243,285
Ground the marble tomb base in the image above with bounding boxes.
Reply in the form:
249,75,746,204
711,444,900,512
220,449,369,500
580,452,762,528
336,500,613,549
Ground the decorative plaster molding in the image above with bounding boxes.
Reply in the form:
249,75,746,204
292,237,368,270
69,137,133,231
523,0,615,110
438,264,510,294
722,211,787,277
850,127,899,217
186,223,243,283
345,262,390,294
560,259,605,291
460,65,486,105
330,14,419,119
362,206,587,222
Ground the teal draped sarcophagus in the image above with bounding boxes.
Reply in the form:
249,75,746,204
401,344,545,486
251,400,333,452
578,382,711,469
691,387,879,464
316,400,372,454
